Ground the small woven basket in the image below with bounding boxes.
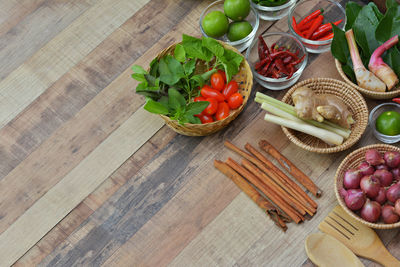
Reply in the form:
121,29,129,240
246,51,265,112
281,78,368,153
335,59,400,100
157,42,253,136
334,144,400,229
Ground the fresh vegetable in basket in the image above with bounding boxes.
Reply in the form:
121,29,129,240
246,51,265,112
331,0,400,91
131,34,243,125
340,149,400,223
255,89,352,146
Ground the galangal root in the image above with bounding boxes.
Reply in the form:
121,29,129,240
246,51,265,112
292,86,354,129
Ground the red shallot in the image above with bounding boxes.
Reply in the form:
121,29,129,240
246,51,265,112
360,175,381,198
361,199,381,223
373,187,387,205
387,183,400,203
382,204,400,224
384,151,400,168
365,149,385,166
344,189,366,211
343,169,362,189
358,161,375,176
374,169,393,187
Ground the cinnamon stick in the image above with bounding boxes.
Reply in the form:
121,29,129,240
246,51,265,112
244,143,318,210
226,157,303,223
214,160,290,231
224,140,317,210
259,140,322,197
241,158,314,216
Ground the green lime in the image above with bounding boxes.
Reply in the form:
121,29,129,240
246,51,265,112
376,110,400,136
227,21,253,41
224,0,250,21
202,11,229,38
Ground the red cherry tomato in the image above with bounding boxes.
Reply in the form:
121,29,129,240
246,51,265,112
227,93,243,109
222,80,239,99
217,69,227,83
200,85,225,102
215,102,230,121
195,113,214,124
210,72,225,91
194,96,206,102
203,97,218,116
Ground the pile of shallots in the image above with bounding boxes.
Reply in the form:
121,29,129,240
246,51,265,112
340,149,400,224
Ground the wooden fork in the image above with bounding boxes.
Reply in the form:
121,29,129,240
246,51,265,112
319,205,400,267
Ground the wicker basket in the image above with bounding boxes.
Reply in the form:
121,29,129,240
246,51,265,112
334,144,400,229
335,59,400,100
156,42,253,136
281,78,368,153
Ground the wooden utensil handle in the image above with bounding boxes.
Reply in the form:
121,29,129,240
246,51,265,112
374,246,400,267
259,140,322,197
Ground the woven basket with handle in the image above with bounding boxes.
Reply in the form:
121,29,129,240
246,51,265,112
281,78,368,153
335,59,400,100
155,42,252,136
335,144,400,229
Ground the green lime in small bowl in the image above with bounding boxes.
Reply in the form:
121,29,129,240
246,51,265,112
376,110,400,136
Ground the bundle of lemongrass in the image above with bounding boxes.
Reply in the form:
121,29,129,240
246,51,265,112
255,92,351,146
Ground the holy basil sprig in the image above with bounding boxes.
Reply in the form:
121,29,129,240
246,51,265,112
331,0,400,83
131,34,243,124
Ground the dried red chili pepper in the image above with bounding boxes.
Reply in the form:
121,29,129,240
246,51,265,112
290,55,305,66
255,58,269,70
283,56,292,64
287,64,295,79
275,58,289,75
258,40,266,60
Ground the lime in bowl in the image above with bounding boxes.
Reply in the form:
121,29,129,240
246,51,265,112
200,0,259,52
369,103,400,144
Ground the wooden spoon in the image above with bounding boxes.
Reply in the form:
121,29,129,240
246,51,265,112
305,233,364,267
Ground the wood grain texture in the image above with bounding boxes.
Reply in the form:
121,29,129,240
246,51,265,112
0,0,150,128
2,0,398,266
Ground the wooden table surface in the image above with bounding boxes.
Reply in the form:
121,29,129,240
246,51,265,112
0,0,399,266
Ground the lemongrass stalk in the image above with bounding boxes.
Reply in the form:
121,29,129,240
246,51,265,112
368,35,399,90
264,114,344,145
261,102,303,122
255,93,351,138
345,29,386,92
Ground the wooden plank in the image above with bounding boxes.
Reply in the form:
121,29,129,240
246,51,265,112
38,83,265,266
14,126,175,266
0,0,204,239
0,0,150,128
0,0,45,36
0,107,164,266
0,0,202,182
0,66,140,234
0,0,96,79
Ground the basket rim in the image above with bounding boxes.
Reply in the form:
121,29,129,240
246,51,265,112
281,77,368,153
334,144,400,229
335,59,400,100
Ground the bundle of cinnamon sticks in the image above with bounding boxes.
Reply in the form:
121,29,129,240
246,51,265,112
214,139,322,232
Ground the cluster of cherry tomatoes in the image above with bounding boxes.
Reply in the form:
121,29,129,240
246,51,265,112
194,70,243,124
